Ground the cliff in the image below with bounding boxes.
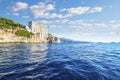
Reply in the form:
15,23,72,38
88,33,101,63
0,29,47,43
0,17,60,43
47,34,61,43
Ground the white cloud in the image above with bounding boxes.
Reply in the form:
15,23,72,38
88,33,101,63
67,7,90,14
45,0,54,3
109,20,120,23
71,24,94,32
38,19,96,25
11,2,28,12
13,13,19,16
60,8,66,12
37,20,53,24
68,20,84,25
37,19,69,25
29,2,76,18
9,1,103,19
89,7,102,13
47,25,62,28
72,23,106,28
55,19,69,23
29,2,103,19
22,15,29,18
37,19,70,29
61,7,103,15
30,2,55,18
72,23,120,33
108,24,120,31
43,13,63,18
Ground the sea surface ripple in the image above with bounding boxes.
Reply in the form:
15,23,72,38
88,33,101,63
0,42,120,80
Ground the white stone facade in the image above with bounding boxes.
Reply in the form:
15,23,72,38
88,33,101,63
28,21,48,42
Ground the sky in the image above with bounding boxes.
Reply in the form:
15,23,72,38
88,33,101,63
0,0,120,42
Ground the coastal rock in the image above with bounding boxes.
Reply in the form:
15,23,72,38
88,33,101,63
47,34,61,43
0,30,44,43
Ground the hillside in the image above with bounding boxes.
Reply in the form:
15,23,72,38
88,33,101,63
0,17,33,38
0,17,60,43
0,17,45,43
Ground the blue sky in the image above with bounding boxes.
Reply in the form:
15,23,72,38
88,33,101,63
0,0,120,42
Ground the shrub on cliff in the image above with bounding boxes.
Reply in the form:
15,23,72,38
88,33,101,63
15,30,33,38
0,17,25,29
48,33,53,38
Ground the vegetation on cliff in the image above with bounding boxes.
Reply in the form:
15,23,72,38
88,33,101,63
0,17,25,29
15,30,33,38
0,16,60,43
0,16,32,37
48,34,59,40
48,33,53,38
47,33,60,43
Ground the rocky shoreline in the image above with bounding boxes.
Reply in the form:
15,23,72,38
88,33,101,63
0,17,61,43
0,30,60,43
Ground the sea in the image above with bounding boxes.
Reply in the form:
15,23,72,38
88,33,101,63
0,42,120,80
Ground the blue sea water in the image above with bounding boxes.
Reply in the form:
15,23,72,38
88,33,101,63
0,42,120,80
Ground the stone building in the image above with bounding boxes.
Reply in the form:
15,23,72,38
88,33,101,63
28,21,48,42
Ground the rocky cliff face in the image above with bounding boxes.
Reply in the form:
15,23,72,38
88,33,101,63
47,34,61,43
0,29,60,43
0,17,60,43
0,29,47,43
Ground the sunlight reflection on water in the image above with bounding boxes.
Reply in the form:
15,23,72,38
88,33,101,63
0,43,120,80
